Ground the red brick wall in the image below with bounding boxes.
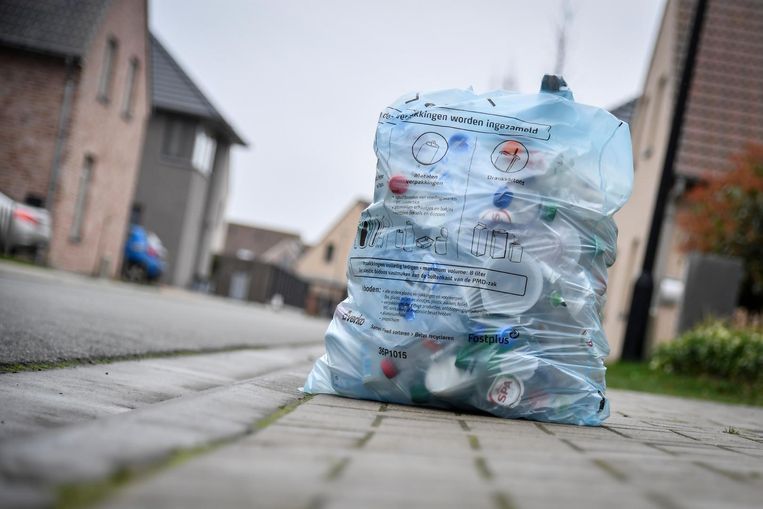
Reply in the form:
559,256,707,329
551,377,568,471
47,0,149,277
0,49,71,204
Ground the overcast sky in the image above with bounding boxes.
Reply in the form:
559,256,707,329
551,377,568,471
150,0,666,244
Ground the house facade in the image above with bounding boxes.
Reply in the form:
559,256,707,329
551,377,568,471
295,199,369,316
221,222,303,269
0,0,150,277
603,0,763,357
132,35,246,288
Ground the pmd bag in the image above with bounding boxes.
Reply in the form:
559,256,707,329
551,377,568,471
304,76,633,425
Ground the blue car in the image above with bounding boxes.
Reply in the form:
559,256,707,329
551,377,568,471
123,224,166,283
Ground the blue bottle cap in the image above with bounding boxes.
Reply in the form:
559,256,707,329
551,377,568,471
493,187,514,209
398,296,416,320
449,133,470,152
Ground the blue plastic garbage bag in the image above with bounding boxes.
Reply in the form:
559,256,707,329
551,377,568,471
303,77,633,426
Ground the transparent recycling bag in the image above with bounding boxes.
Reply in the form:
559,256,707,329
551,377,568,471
304,76,634,425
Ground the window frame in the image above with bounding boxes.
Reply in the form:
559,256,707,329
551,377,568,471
191,126,217,176
121,56,139,119
97,37,119,103
69,155,95,242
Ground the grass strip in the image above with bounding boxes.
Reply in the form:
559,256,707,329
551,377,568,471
606,362,763,407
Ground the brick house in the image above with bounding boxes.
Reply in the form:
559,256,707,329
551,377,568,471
295,199,369,316
603,0,763,357
0,0,149,277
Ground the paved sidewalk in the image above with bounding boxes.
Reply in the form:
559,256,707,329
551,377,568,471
99,391,763,509
2,352,761,509
0,346,323,507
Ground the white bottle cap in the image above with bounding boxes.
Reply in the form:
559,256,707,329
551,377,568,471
425,354,478,397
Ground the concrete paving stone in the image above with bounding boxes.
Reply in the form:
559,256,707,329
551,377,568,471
1,419,205,483
324,483,492,509
363,430,474,458
307,394,384,412
474,438,581,458
0,360,314,491
645,440,755,459
101,445,336,509
600,426,702,445
248,423,368,451
0,346,323,441
275,405,379,431
376,407,470,424
249,370,311,395
551,436,674,456
373,414,465,431
337,449,484,487
460,420,553,440
487,455,618,483
490,484,659,509
0,480,54,509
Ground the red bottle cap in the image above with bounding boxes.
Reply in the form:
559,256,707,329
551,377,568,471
380,358,398,378
389,175,409,195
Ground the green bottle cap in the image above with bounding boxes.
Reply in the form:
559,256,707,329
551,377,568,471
410,383,430,403
540,202,558,222
549,290,567,308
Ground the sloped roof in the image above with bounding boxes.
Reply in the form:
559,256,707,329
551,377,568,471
0,0,110,58
674,0,763,178
223,223,301,259
609,97,639,125
150,34,246,146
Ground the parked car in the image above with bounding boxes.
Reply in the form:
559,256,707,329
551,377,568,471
122,224,166,283
0,191,51,256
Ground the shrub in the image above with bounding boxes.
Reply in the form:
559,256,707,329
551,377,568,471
650,321,763,383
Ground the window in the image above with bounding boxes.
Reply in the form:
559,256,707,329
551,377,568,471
192,127,217,175
70,155,94,242
98,37,118,102
162,117,195,159
130,203,142,225
121,57,139,119
324,243,334,263
643,75,668,159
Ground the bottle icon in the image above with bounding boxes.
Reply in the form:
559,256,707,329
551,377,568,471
435,227,448,255
367,218,380,247
404,221,415,252
491,229,509,259
357,220,370,248
471,223,488,256
509,242,523,263
376,217,389,248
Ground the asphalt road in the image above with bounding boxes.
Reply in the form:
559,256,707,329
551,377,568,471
0,261,329,365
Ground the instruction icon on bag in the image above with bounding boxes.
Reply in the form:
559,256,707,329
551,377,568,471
491,140,529,173
412,132,448,165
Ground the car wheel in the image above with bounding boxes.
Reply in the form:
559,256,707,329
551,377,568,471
124,263,147,284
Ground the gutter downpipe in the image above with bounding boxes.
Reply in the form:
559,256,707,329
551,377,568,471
44,56,77,260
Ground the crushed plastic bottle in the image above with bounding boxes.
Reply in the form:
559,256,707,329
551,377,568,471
303,76,634,426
